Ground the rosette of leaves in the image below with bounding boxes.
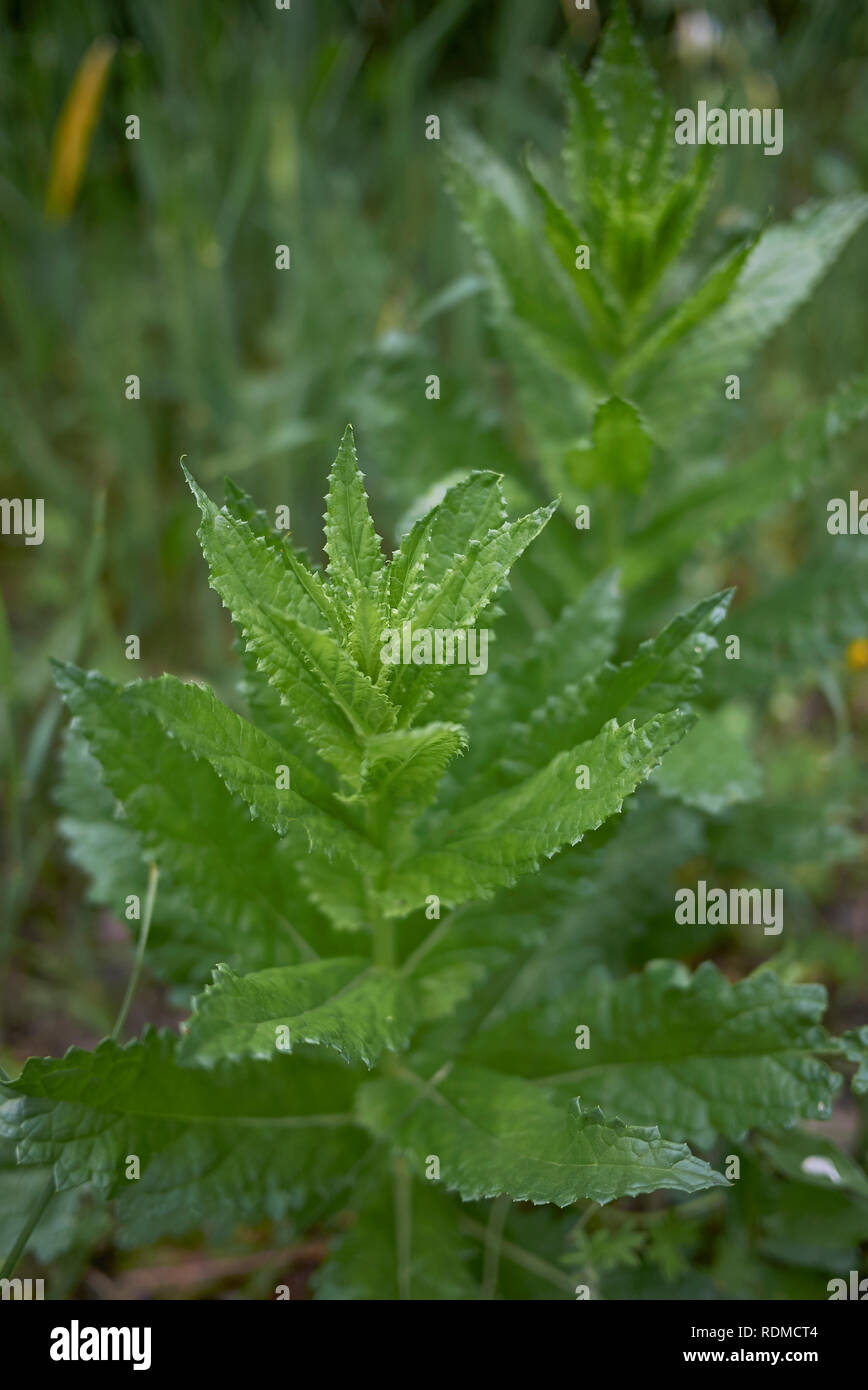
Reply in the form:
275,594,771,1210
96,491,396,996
1,428,862,1299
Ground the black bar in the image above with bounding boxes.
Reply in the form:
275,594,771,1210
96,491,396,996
3,1297,864,1376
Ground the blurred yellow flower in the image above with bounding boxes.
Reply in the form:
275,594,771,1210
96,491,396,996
846,638,868,671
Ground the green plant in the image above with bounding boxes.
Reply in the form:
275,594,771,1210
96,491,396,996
447,2,868,619
1,427,864,1299
3,0,867,1304
422,4,868,1299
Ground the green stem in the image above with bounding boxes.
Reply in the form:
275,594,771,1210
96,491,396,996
258,897,319,964
393,1155,412,1301
0,1173,55,1281
370,896,394,970
112,862,158,1043
479,1193,510,1300
365,799,394,970
400,905,467,976
458,1217,576,1295
1,860,159,1281
574,1203,595,1230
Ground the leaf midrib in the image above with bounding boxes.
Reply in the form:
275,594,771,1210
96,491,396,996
534,1044,830,1085
392,1068,702,1180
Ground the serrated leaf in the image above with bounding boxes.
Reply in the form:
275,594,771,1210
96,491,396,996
355,1064,727,1205
563,26,666,306
390,498,557,721
578,1,675,301
466,961,841,1148
835,1027,868,1096
0,1032,367,1244
52,674,337,980
223,476,282,548
565,1220,645,1274
620,229,759,382
562,59,610,237
446,134,607,391
55,727,305,987
586,0,665,198
297,849,371,933
323,425,385,608
529,165,619,343
0,1134,110,1264
220,474,341,631
442,794,703,1034
384,710,693,914
181,958,416,1068
466,590,728,797
276,615,398,758
55,726,150,912
237,643,335,785
644,143,717,291
568,395,651,495
411,500,558,635
459,570,622,785
642,195,868,447
390,471,506,620
187,468,395,781
348,582,388,680
55,665,374,871
134,671,336,811
361,722,468,817
322,426,390,676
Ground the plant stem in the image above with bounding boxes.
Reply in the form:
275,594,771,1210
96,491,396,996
400,905,467,976
393,1155,412,1301
0,1173,55,1281
1,859,160,1282
458,1216,576,1294
372,914,394,969
364,794,395,969
365,855,393,968
479,1193,510,1300
258,896,319,963
112,862,158,1043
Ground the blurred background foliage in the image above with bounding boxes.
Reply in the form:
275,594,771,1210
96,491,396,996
1,0,867,1298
